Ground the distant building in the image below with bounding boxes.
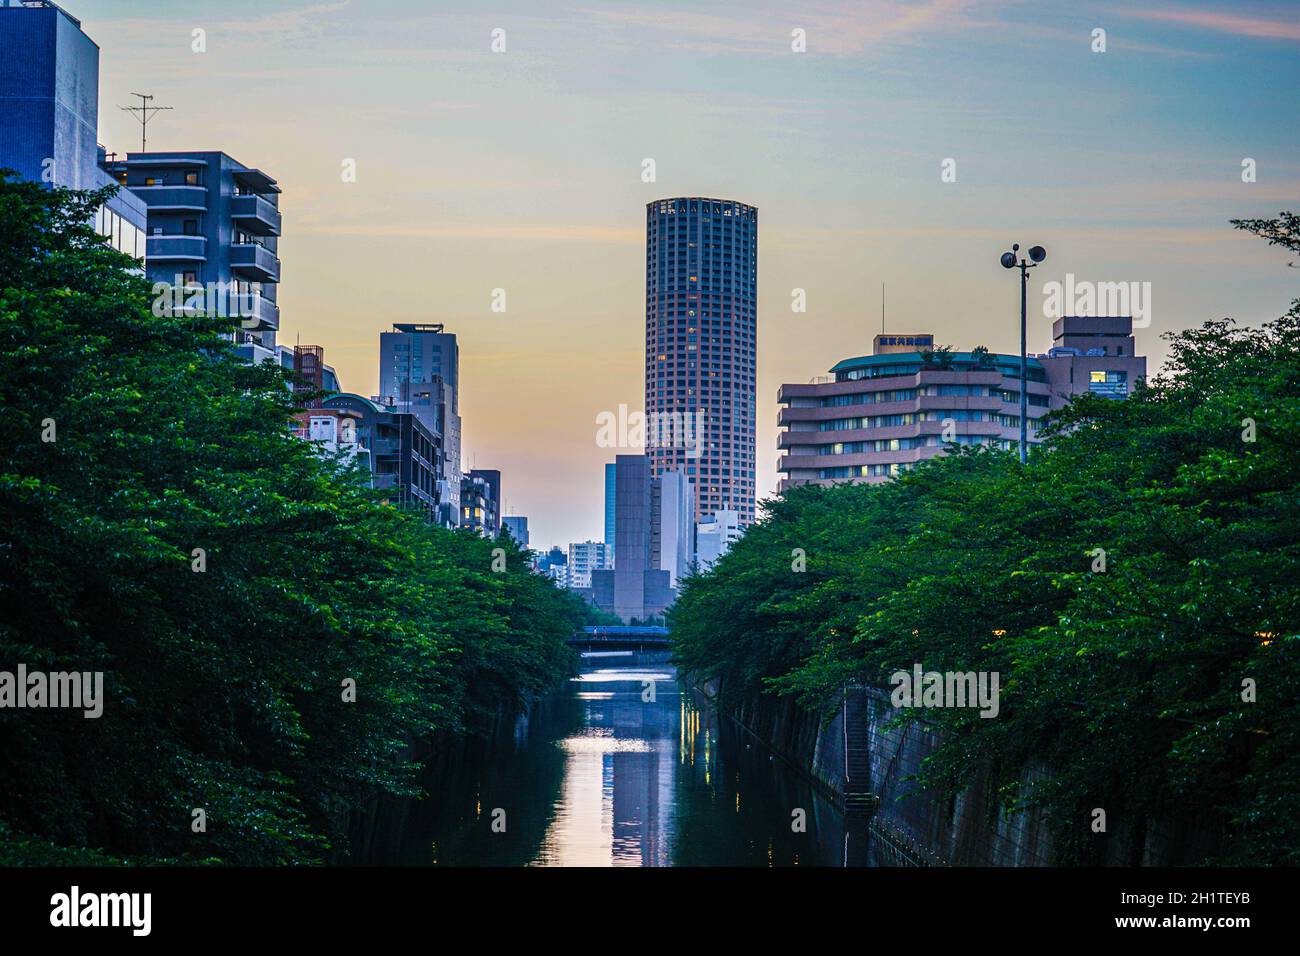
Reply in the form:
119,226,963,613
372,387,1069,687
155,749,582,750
603,461,617,559
650,469,694,588
777,319,1147,490
378,323,461,521
461,469,501,536
322,392,448,524
291,407,367,466
0,1,147,256
697,510,742,570
1037,316,1146,400
587,454,687,622
502,516,529,548
536,546,568,586
278,344,341,401
567,541,613,590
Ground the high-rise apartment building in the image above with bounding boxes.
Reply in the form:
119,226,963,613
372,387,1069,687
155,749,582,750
777,318,1146,489
378,323,461,522
106,151,282,364
645,197,758,526
0,1,147,257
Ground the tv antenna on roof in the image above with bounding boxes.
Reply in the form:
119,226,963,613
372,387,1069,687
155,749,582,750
120,93,173,152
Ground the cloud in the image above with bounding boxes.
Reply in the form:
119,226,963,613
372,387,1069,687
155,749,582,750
295,221,642,243
574,0,1000,56
1113,6,1300,42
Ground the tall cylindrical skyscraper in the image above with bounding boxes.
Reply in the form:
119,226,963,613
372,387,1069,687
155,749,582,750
645,197,758,526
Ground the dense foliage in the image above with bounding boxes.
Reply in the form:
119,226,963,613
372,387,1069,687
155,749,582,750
0,173,585,864
672,217,1300,865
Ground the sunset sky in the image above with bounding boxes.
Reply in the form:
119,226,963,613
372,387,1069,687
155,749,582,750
75,0,1300,547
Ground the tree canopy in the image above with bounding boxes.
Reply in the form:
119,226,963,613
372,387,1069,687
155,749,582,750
0,173,585,864
671,215,1300,865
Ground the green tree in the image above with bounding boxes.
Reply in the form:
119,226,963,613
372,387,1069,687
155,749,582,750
0,173,577,864
673,214,1300,863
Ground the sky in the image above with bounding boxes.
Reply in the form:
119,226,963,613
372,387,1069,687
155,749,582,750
73,0,1300,548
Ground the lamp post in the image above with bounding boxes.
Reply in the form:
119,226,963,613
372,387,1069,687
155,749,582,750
1000,243,1046,463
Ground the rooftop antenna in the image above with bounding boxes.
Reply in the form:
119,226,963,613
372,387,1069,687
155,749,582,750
881,281,885,335
120,93,173,152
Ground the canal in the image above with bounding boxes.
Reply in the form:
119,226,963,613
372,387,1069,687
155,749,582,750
350,663,891,866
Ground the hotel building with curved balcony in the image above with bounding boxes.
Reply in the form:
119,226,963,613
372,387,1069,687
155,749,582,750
777,317,1146,490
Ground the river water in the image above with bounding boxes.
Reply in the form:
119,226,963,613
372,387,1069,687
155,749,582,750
351,663,890,866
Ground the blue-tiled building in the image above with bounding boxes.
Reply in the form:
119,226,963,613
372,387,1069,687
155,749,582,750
0,0,147,254
105,151,282,364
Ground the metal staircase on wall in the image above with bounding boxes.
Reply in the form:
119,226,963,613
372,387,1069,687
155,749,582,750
843,686,879,816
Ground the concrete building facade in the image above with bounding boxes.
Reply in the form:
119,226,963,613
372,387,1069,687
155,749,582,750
588,455,670,622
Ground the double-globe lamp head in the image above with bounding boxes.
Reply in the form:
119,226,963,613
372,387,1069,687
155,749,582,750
1001,243,1046,268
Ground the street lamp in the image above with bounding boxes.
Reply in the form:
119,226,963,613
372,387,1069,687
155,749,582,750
1000,243,1046,464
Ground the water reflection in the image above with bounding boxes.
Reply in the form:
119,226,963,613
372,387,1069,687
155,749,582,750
350,665,883,867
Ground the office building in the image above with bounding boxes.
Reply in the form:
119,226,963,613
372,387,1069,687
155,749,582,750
106,150,282,364
777,318,1146,489
379,323,461,521
0,0,147,256
502,516,530,548
645,197,758,526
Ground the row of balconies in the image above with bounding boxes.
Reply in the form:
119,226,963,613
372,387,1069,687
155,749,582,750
145,236,281,284
778,422,1014,465
777,394,1011,427
126,185,282,236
